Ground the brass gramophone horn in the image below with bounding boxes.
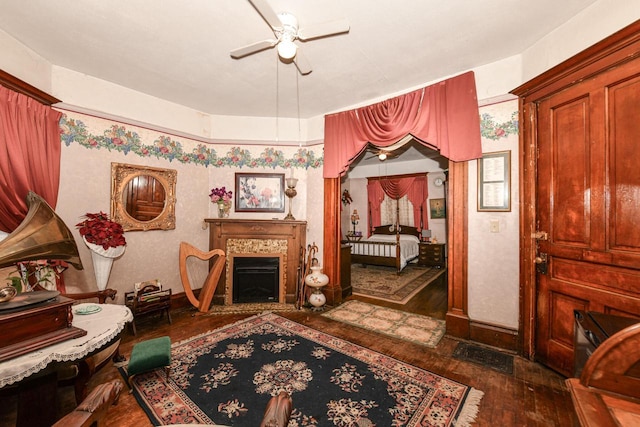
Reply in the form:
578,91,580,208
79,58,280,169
0,192,83,269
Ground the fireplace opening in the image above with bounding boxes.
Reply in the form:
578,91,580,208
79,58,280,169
232,257,279,303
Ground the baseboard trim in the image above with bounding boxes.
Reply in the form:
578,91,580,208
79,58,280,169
469,320,518,352
446,310,470,339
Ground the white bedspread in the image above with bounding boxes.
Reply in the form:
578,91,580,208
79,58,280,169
350,234,420,270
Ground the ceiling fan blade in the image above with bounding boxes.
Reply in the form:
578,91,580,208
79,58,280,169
293,49,312,75
248,0,283,30
298,19,350,41
230,39,278,58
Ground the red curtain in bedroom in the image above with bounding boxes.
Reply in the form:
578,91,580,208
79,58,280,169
367,175,428,234
0,84,62,232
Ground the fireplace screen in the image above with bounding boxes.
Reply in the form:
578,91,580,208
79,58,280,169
232,257,279,303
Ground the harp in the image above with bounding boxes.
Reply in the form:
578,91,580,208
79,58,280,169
178,241,225,313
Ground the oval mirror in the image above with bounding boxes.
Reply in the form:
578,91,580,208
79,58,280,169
111,162,177,231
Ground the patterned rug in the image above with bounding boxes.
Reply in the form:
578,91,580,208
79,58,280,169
322,300,447,348
201,302,298,315
350,264,446,304
122,313,482,426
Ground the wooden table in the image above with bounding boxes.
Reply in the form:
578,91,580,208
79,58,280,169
0,303,133,426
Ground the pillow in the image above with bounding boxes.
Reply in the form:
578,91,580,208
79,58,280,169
399,234,420,243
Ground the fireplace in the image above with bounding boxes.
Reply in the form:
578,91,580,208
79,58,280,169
232,256,279,303
205,219,307,305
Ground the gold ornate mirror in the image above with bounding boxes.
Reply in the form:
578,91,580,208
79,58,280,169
111,162,177,231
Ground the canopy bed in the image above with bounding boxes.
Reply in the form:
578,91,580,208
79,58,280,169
349,173,428,273
350,224,421,273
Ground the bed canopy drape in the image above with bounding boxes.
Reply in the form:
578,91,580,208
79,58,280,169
323,71,482,178
367,175,428,234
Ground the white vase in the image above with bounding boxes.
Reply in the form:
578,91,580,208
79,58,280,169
305,265,329,309
83,237,126,290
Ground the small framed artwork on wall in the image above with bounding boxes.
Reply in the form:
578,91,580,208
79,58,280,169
235,173,285,213
430,198,446,219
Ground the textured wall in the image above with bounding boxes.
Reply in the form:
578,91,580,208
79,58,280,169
57,111,323,303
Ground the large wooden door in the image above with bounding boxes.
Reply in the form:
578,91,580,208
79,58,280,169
532,53,640,376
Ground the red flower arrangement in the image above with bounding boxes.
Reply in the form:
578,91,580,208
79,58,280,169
76,212,126,250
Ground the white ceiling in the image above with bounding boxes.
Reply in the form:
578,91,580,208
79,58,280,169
0,0,598,120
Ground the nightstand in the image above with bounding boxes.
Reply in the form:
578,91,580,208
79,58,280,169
417,243,446,268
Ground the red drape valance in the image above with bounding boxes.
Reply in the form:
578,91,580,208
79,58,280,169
367,175,429,234
0,85,62,232
323,71,482,178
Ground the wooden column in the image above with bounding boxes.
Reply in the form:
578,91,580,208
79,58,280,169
445,160,470,338
322,177,342,306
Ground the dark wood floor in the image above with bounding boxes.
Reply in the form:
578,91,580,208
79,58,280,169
2,268,578,426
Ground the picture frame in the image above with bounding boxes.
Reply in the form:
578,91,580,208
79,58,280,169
235,173,285,213
478,150,511,212
429,198,446,219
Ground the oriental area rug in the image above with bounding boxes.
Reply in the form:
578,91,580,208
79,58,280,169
322,300,447,348
350,264,446,304
122,313,483,426
201,302,297,315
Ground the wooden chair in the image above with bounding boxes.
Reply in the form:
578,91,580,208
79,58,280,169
178,241,226,314
62,288,117,304
260,391,293,427
566,322,640,426
52,379,124,427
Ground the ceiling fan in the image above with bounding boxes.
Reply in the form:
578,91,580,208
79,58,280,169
230,0,350,75
364,149,399,161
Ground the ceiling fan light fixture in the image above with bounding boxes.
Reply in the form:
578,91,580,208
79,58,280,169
277,38,297,59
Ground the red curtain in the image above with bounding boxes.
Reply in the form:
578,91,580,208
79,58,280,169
378,177,415,199
0,85,62,232
406,178,428,231
367,175,429,233
366,180,385,235
323,71,482,178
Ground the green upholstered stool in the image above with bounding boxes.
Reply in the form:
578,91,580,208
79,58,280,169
127,336,171,390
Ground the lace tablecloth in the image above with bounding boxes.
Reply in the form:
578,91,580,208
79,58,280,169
0,303,133,388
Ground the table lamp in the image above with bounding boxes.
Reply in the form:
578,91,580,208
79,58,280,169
350,209,360,235
284,177,298,220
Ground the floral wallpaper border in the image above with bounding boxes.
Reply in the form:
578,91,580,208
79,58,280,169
59,114,323,170
480,110,518,141
59,107,518,168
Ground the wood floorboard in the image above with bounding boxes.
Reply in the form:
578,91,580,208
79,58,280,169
1,268,578,426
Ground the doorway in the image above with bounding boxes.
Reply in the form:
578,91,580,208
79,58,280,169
323,145,472,338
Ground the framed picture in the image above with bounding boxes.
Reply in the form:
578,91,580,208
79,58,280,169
478,150,511,211
235,173,285,213
429,198,446,219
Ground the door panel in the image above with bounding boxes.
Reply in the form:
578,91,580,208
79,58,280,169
610,75,640,251
550,96,591,247
535,57,640,376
